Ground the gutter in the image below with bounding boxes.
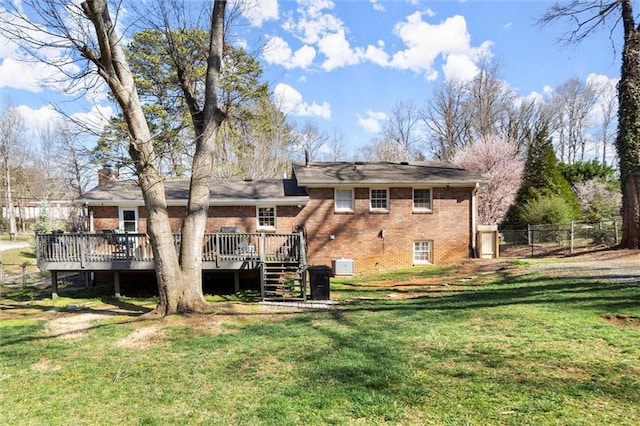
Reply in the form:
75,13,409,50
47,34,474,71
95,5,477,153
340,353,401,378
471,182,479,257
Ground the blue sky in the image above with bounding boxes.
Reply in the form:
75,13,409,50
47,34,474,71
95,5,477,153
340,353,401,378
0,0,626,158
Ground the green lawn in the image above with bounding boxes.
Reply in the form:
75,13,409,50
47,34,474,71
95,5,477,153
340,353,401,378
1,260,639,425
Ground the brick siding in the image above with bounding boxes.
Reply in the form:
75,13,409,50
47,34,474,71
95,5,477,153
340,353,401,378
90,185,474,274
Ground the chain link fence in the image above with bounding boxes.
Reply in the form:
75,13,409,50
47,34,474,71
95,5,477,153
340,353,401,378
500,218,622,257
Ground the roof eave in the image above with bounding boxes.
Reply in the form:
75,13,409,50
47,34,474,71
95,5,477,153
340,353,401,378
79,197,310,207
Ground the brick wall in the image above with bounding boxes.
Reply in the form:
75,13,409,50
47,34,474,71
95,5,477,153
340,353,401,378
91,185,474,274
298,186,473,273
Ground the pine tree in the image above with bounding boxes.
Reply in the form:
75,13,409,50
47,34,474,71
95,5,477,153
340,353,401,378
502,128,580,229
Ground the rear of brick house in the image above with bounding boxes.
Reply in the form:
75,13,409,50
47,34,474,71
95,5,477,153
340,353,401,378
38,161,483,298
291,161,483,271
83,161,483,272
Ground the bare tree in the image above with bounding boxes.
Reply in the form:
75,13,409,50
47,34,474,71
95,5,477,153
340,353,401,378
295,121,327,162
453,137,524,225
54,120,95,197
1,0,229,315
422,79,468,161
540,0,640,248
323,127,348,161
589,75,619,165
0,104,24,239
465,62,518,144
381,100,423,159
551,77,598,163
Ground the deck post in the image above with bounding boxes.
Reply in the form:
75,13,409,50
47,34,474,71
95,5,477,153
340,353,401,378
259,262,265,299
114,271,121,298
234,271,240,293
51,271,58,299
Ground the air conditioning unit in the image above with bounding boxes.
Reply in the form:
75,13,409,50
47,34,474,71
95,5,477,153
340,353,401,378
332,258,354,276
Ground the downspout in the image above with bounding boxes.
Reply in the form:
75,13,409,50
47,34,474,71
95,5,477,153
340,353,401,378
471,182,479,258
89,207,95,233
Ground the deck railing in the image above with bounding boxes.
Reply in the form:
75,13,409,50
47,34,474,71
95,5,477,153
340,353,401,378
36,231,305,267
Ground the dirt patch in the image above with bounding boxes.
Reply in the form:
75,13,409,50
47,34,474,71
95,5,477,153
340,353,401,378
603,315,640,329
46,312,108,339
31,357,62,372
116,324,165,349
523,249,640,281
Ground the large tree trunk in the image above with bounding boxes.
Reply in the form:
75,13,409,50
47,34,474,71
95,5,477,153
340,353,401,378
616,0,640,249
621,172,640,248
81,0,225,315
175,0,226,310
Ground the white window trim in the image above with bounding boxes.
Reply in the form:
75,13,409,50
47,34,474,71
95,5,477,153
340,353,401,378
369,188,389,212
118,207,139,232
334,188,354,212
256,206,277,230
413,240,433,264
413,188,433,212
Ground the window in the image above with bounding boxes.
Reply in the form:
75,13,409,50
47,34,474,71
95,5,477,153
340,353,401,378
413,241,433,264
335,189,354,212
413,188,432,211
257,206,276,229
370,188,389,211
119,207,138,232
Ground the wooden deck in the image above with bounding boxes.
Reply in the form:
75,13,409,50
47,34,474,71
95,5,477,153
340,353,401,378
36,231,305,271
36,231,309,301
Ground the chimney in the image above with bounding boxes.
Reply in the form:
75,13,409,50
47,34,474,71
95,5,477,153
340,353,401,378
98,164,119,185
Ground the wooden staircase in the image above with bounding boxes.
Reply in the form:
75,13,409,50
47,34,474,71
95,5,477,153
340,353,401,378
262,261,307,301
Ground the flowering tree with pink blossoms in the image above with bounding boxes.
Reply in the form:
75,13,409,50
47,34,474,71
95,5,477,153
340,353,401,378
453,137,524,225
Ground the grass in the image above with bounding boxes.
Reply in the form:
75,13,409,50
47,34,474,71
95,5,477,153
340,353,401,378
1,260,639,425
0,244,38,277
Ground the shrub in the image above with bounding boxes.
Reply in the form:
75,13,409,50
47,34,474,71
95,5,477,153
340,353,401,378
520,194,577,225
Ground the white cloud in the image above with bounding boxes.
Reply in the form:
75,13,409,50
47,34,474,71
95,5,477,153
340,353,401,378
389,12,491,81
318,29,363,71
370,0,385,12
239,0,278,27
273,83,331,119
357,110,388,133
442,41,493,82
0,57,50,92
364,41,390,66
15,104,61,134
70,104,114,131
297,0,336,20
263,36,316,69
276,0,364,71
287,1,342,45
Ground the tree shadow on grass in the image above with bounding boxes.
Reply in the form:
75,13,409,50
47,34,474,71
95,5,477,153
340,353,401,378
335,270,640,316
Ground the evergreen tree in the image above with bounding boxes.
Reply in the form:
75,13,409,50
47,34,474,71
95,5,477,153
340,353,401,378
502,128,581,229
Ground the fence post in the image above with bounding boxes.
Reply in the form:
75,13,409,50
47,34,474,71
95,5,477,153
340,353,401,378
570,221,575,254
528,224,533,257
613,218,619,245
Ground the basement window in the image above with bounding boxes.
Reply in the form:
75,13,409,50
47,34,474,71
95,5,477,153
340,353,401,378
413,240,433,264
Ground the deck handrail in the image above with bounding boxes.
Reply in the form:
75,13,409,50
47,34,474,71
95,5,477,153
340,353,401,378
35,231,305,267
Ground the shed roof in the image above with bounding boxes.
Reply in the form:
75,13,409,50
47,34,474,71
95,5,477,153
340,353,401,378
292,161,484,187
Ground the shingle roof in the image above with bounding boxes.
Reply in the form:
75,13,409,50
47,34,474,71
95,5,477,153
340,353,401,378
293,161,484,186
78,179,309,206
78,162,483,206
